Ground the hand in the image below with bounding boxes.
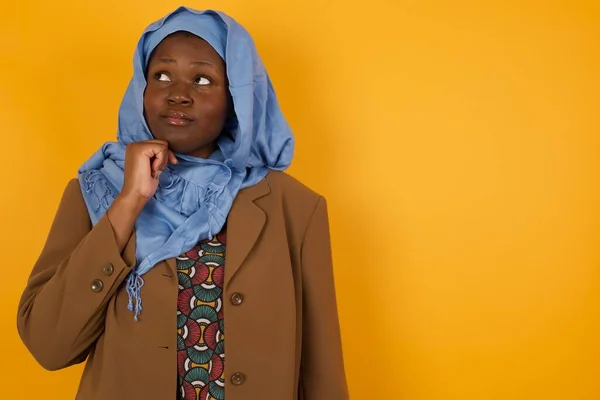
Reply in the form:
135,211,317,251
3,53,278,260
107,140,178,251
120,139,178,202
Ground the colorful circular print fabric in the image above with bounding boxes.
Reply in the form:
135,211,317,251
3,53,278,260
177,231,227,400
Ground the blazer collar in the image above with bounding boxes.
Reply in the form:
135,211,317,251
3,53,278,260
163,176,271,286
224,176,270,287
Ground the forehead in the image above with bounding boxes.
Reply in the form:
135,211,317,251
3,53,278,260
149,31,223,62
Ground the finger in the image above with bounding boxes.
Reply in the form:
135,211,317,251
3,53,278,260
168,150,178,165
150,148,166,177
147,141,171,168
141,142,167,158
158,148,169,171
141,142,169,178
147,139,169,146
151,157,163,179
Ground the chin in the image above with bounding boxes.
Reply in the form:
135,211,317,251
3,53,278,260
172,142,218,158
151,129,220,158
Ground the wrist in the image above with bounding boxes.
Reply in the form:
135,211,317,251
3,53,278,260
113,193,147,215
106,193,146,251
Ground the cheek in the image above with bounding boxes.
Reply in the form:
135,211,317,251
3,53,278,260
143,91,162,118
200,95,229,120
142,97,151,118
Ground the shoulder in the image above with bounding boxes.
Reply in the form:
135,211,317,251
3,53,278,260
260,172,331,249
259,171,327,230
65,177,83,194
264,170,323,205
42,178,92,243
61,178,87,208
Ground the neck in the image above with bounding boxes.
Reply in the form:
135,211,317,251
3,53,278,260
186,142,218,159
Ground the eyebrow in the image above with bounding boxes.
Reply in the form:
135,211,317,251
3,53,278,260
153,57,216,69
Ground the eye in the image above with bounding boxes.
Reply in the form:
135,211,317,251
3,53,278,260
154,72,171,82
194,76,211,85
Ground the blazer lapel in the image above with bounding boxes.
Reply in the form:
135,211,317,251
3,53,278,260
225,177,271,287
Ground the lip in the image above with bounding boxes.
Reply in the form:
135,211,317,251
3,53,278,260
162,110,193,126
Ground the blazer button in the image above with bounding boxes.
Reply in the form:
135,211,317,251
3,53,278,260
102,262,114,276
230,292,244,306
91,279,104,292
230,372,245,386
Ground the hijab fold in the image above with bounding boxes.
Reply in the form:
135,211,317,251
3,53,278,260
77,7,294,320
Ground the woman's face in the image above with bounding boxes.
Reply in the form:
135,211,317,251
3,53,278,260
144,31,229,158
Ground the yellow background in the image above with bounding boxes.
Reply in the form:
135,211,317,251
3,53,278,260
1,1,598,399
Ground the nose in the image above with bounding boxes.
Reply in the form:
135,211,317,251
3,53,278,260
167,82,192,106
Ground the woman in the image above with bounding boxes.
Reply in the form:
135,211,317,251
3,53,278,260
16,6,348,400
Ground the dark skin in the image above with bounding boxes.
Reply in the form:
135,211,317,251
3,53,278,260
144,31,229,157
107,32,230,249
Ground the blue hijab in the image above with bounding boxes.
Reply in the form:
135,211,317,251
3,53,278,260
78,7,294,320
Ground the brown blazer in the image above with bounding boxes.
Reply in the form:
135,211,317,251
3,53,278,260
17,171,348,400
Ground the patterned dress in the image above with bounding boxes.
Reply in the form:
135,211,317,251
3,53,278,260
176,230,227,400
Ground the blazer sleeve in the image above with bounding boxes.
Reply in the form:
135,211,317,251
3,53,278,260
17,178,136,371
300,196,350,399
